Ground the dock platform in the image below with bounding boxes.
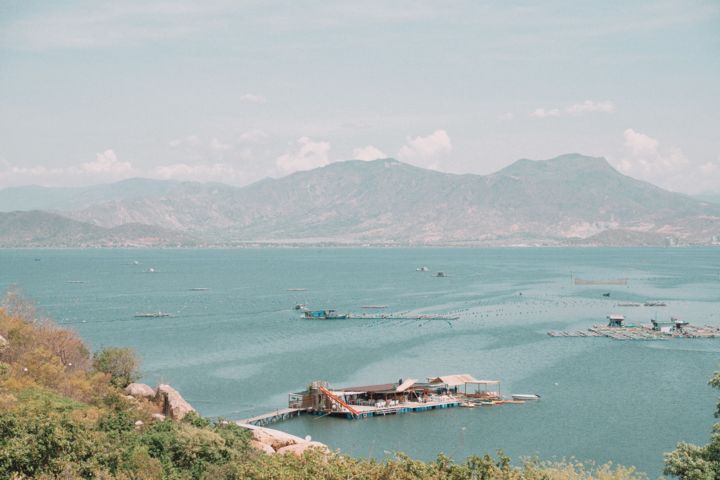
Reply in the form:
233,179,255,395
548,324,720,341
319,398,462,419
240,407,308,426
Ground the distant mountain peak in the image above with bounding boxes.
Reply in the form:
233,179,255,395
3,152,719,247
498,154,613,176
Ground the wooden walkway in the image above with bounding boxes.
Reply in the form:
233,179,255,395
239,407,307,426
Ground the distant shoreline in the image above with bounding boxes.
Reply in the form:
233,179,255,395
1,244,717,250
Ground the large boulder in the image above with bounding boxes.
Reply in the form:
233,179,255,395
250,440,276,455
250,427,296,450
276,441,330,457
239,423,329,456
125,383,155,399
155,384,195,421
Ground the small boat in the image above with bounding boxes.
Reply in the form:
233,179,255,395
361,305,388,309
435,272,446,277
511,394,540,401
294,304,307,310
602,292,611,297
416,266,429,272
287,288,307,292
134,312,171,318
67,280,85,284
189,287,209,291
303,310,348,320
145,268,156,273
644,301,667,307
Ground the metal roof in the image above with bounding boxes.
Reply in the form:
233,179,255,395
340,383,397,393
428,374,499,386
396,378,418,392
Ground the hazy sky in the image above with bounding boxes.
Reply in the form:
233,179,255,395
1,1,718,193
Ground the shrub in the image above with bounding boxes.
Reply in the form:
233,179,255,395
92,347,140,388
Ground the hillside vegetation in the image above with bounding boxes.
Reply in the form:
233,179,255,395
0,291,680,479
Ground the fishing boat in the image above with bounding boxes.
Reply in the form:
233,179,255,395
303,310,348,320
511,393,540,401
134,312,171,318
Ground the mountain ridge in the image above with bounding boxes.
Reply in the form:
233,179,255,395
1,154,718,247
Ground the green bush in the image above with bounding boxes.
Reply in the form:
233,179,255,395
92,347,140,388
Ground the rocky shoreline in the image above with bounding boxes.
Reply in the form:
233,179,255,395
125,382,328,456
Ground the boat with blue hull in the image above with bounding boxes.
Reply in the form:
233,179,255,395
303,310,349,320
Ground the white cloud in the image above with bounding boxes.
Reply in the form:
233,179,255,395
168,135,201,148
276,136,331,174
209,137,232,151
613,128,719,193
238,129,268,143
0,149,135,187
153,162,245,182
168,134,234,152
566,100,615,114
530,100,616,118
77,149,134,175
529,108,561,118
239,93,266,104
8,164,64,176
352,145,387,161
623,128,659,156
397,130,452,169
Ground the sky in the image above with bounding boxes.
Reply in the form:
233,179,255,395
0,0,718,193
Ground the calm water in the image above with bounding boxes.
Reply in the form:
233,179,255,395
1,248,719,476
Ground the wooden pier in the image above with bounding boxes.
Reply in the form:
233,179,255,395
548,324,720,341
239,407,308,426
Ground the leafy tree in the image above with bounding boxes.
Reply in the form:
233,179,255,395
92,347,140,388
665,371,720,479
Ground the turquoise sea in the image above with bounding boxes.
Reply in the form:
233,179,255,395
1,248,718,476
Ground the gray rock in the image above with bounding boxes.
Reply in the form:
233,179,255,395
276,441,330,456
155,384,195,421
124,383,155,399
250,439,276,455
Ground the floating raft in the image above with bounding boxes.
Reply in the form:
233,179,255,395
574,278,627,285
348,313,459,321
548,324,720,341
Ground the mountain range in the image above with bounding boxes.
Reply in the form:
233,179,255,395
1,154,719,247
